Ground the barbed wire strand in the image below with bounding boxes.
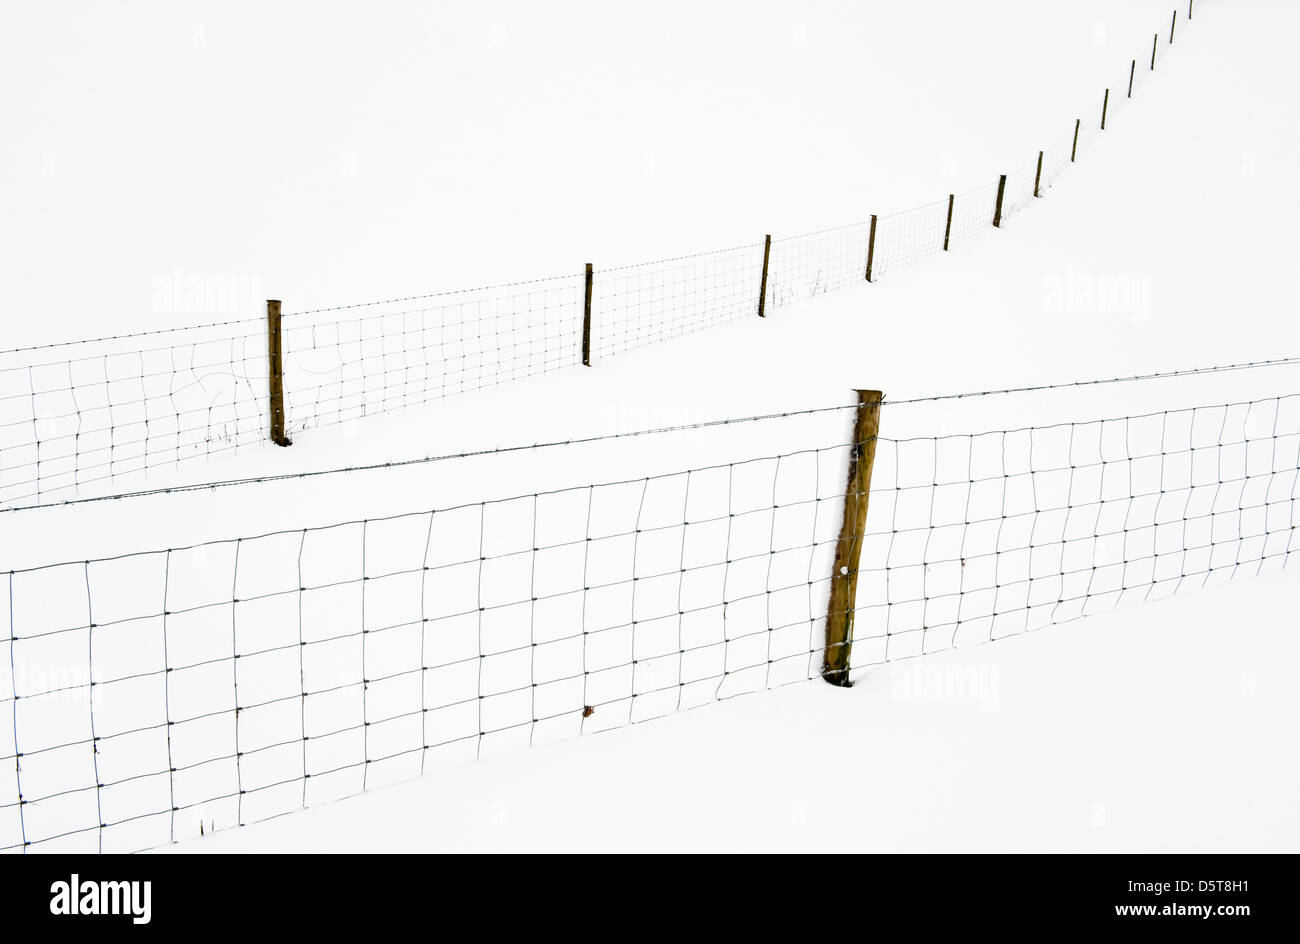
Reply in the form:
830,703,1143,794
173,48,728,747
3,385,1294,853
2,347,1292,517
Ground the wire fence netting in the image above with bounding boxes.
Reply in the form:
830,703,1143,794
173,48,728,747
851,396,1299,664
871,200,950,280
280,276,584,432
0,8,1193,510
0,330,269,510
945,180,1002,250
590,243,768,359
4,375,1296,853
0,5,1214,851
765,222,873,307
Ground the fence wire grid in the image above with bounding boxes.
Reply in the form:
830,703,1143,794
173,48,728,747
280,276,583,432
0,5,1197,509
4,382,1295,853
0,331,268,509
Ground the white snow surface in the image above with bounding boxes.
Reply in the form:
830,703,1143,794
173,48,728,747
1,0,1298,852
164,570,1300,853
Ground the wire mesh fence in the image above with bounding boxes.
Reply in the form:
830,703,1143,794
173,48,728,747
4,370,1295,853
590,243,767,359
0,329,269,509
942,180,1000,251
850,395,1300,666
1075,97,1109,164
279,276,584,433
765,222,873,308
0,5,1195,509
0,439,850,853
999,154,1041,224
870,200,951,280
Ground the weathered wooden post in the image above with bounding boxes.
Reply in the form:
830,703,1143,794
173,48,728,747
943,194,954,251
1033,150,1044,198
1189,0,1194,20
993,174,1007,228
1071,119,1081,162
1101,88,1110,130
1170,9,1177,43
582,263,594,367
864,215,878,282
758,235,772,318
1151,33,1158,70
823,389,884,686
1128,59,1136,98
266,299,290,447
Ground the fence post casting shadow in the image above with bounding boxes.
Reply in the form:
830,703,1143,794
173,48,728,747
266,299,291,447
865,215,878,282
582,263,594,366
823,389,883,687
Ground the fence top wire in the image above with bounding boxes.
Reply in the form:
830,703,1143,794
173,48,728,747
878,198,950,223
3,6,1192,357
771,219,873,244
596,239,769,276
279,271,584,319
283,239,770,320
887,354,1300,405
0,402,860,514
2,440,844,576
3,383,1291,580
883,393,1294,446
0,316,264,360
1,349,1291,518
0,329,267,378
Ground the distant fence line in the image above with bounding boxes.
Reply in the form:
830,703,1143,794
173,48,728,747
4,365,1297,851
7,353,1295,517
0,5,1197,508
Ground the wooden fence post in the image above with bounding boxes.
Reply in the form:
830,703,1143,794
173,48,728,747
266,299,290,447
993,174,1006,228
943,194,954,251
1170,9,1177,43
1128,59,1136,98
1101,88,1109,130
1189,0,1193,20
758,235,772,318
582,263,593,367
1151,33,1158,70
1033,151,1043,197
864,215,877,282
823,389,884,687
1071,119,1081,162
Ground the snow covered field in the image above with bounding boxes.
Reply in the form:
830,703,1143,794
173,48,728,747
2,0,1299,853
165,570,1300,853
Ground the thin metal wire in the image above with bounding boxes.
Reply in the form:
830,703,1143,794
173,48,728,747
0,7,1192,510
3,381,1295,853
5,350,1292,518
